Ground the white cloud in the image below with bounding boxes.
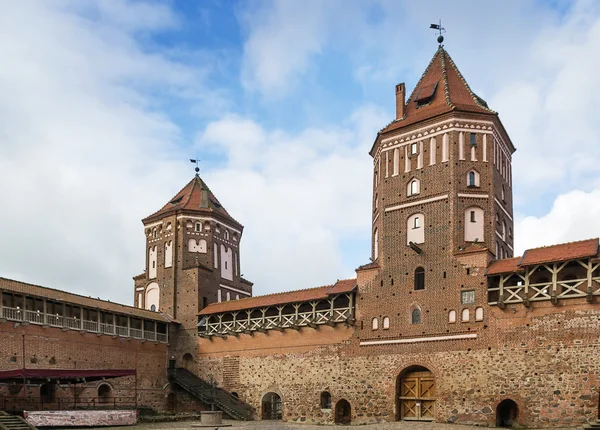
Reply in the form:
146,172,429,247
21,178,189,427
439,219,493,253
515,189,600,255
198,104,387,294
0,1,216,304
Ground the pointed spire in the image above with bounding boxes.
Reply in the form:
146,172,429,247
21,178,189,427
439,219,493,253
381,47,495,134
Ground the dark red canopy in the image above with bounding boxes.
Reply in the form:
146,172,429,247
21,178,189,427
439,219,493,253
0,368,135,382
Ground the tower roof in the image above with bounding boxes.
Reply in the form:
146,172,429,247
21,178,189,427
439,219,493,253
142,175,241,228
381,46,495,134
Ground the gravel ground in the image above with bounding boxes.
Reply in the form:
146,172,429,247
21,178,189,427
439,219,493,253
86,419,580,429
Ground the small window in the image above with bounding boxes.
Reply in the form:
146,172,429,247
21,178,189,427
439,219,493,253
382,317,390,329
407,178,420,196
320,392,331,409
461,290,475,304
470,133,476,146
225,230,230,240
475,307,484,321
448,310,456,323
150,304,156,312
153,228,157,239
469,172,476,186
371,318,379,330
462,308,470,322
195,223,202,232
411,308,421,324
414,267,425,290
411,143,418,154
413,216,421,229
470,210,476,223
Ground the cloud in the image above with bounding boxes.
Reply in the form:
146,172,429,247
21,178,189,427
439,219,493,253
198,104,387,293
515,189,600,255
0,1,218,303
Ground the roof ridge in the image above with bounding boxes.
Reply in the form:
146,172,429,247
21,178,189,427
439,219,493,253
439,48,454,109
524,237,599,251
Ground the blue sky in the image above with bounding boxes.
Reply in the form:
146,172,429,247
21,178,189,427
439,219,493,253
1,0,599,304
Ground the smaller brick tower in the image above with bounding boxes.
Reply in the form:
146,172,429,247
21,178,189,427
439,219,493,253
133,174,252,362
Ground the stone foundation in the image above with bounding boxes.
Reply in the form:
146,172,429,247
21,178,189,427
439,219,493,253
24,410,137,427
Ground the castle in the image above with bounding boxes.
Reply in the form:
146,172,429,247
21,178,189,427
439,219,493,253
0,45,599,428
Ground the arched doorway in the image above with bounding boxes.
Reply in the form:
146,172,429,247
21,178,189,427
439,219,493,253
335,399,351,424
496,399,518,427
166,392,176,413
182,353,194,371
97,384,111,404
261,392,282,420
397,366,435,421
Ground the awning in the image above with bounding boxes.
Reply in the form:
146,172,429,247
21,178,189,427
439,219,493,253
0,369,136,383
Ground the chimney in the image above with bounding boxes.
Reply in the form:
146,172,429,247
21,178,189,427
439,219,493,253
395,83,406,120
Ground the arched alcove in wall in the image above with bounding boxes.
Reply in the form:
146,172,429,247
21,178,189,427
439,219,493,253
145,283,159,311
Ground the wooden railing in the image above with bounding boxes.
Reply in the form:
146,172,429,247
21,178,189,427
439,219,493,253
200,293,355,337
1,307,167,343
488,259,600,306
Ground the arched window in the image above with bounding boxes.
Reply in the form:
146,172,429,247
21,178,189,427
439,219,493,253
467,170,480,187
382,316,390,329
407,178,420,196
411,308,421,324
152,228,157,239
224,230,230,240
448,310,457,323
373,228,379,260
371,318,379,330
393,148,400,176
414,267,425,290
145,283,159,311
462,308,470,322
407,213,425,245
475,307,484,321
320,391,331,409
226,291,231,301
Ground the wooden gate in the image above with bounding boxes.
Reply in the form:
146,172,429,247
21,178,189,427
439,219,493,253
398,369,435,421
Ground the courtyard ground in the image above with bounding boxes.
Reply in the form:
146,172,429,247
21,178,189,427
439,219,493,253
87,419,581,429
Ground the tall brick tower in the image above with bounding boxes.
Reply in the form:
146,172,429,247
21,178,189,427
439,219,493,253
133,174,252,361
357,46,515,342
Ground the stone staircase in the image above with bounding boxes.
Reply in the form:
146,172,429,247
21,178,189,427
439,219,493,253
0,412,37,430
583,420,600,429
168,367,254,420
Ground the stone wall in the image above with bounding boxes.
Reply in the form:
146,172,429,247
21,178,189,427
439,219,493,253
196,301,600,427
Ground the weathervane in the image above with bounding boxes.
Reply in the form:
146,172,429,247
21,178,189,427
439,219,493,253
430,20,446,45
190,158,200,175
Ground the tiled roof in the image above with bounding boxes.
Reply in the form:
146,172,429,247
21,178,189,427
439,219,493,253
380,47,495,134
143,175,241,227
519,238,598,266
486,257,521,276
0,277,174,323
356,262,380,271
198,278,357,315
486,238,600,275
455,243,489,255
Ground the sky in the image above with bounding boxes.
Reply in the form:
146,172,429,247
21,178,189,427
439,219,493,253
1,0,600,305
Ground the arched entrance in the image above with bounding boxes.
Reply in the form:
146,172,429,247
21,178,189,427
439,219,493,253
261,392,282,420
397,366,435,421
166,392,176,413
496,399,518,427
97,384,111,404
182,353,194,371
335,399,351,424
